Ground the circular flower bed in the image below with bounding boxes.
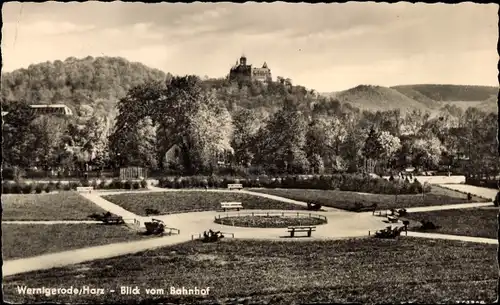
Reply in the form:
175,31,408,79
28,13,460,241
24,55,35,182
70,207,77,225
214,215,327,228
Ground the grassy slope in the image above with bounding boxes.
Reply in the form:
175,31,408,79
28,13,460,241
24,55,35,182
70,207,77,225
2,223,151,260
4,238,496,304
335,85,428,112
2,192,106,220
250,186,487,211
102,191,308,216
404,207,498,239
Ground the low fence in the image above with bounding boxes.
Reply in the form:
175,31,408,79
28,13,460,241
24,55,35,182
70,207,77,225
214,211,328,222
191,232,235,240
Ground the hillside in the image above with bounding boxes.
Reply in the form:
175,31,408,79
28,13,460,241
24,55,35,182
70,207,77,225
334,85,430,112
391,84,498,102
1,56,168,114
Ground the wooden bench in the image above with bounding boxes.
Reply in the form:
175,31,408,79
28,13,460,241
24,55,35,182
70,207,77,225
287,226,316,238
220,202,243,212
227,183,243,190
76,186,93,193
103,215,124,225
387,215,399,223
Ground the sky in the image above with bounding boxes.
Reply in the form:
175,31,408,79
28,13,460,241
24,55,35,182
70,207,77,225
2,2,498,92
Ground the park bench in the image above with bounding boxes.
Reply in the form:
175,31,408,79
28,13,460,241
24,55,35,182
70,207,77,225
307,202,322,211
76,186,93,193
88,212,124,225
227,183,243,190
221,202,243,212
387,215,399,223
374,226,403,239
144,218,165,235
287,226,316,238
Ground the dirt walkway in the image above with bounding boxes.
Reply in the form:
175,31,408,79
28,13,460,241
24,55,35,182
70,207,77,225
3,220,102,224
405,231,497,244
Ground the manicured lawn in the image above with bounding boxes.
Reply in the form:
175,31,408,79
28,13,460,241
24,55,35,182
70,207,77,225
251,186,488,212
3,238,496,304
102,191,307,216
214,215,326,228
2,193,106,220
404,207,498,239
2,223,151,260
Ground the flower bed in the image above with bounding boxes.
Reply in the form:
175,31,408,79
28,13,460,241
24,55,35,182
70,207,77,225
214,214,327,228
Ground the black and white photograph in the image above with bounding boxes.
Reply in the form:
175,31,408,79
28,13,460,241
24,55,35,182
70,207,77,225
1,2,499,304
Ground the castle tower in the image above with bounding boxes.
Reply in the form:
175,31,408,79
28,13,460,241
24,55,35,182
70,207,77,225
240,55,247,66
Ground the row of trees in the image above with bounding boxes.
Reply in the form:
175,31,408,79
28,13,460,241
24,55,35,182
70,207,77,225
3,75,498,178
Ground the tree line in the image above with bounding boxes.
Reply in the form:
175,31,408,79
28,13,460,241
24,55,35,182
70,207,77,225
3,75,498,179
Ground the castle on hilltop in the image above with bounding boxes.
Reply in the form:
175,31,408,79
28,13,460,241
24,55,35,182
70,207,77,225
229,55,272,83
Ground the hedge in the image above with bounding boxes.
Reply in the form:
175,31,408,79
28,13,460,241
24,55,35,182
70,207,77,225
157,174,431,195
1,179,149,194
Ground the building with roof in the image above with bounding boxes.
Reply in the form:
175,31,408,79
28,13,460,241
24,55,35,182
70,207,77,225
229,55,272,83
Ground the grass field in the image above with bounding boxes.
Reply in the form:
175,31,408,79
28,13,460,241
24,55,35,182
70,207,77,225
2,193,106,220
404,207,498,239
3,238,496,304
250,186,487,211
102,191,307,216
2,223,150,260
214,215,326,228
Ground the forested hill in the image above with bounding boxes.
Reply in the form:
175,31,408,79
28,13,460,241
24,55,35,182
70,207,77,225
2,56,497,116
391,84,498,102
1,56,169,113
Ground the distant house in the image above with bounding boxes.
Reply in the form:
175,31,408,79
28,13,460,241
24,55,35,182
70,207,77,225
2,104,73,118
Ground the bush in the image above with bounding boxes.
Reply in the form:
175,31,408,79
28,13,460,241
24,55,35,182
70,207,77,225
3,183,12,194
63,183,72,191
91,180,98,189
44,184,52,193
21,183,33,194
35,184,44,194
124,180,133,189
98,180,107,189
11,183,22,194
132,181,140,189
55,181,62,190
110,179,123,189
140,179,148,188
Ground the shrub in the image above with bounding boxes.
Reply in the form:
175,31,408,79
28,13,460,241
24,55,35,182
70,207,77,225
3,183,12,194
140,179,148,188
110,179,123,189
96,180,105,189
21,183,33,194
63,183,71,191
81,179,91,187
44,184,52,193
35,184,44,194
91,180,98,189
124,180,133,189
11,183,22,194
132,181,140,189
55,181,62,190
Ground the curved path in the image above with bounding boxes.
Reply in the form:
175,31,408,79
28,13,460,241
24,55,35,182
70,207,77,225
3,184,498,277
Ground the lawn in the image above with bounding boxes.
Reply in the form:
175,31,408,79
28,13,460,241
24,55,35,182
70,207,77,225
214,215,327,228
102,191,307,216
2,193,106,220
3,238,496,304
404,207,498,239
2,223,151,260
250,185,488,212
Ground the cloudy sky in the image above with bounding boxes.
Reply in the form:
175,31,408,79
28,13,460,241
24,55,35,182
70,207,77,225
2,2,498,92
